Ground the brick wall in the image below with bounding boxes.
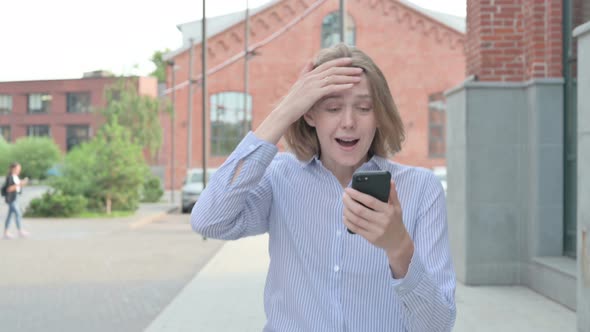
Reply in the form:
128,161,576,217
466,0,563,81
0,77,157,153
164,0,466,189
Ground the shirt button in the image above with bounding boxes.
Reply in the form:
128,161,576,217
334,265,340,272
336,230,342,237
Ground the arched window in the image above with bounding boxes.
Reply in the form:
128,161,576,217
321,12,355,48
210,92,252,156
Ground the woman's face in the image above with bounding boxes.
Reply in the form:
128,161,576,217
304,74,377,172
13,164,21,175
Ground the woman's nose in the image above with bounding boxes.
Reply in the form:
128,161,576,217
340,109,355,128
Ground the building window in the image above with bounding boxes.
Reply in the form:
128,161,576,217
28,93,52,114
0,95,12,115
428,93,446,158
66,125,90,151
67,92,91,113
27,125,50,137
210,92,252,156
321,12,356,48
0,126,10,142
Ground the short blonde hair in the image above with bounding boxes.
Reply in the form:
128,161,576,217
284,44,405,160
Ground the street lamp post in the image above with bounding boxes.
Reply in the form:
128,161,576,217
243,0,250,136
167,60,177,203
339,0,346,43
202,0,208,189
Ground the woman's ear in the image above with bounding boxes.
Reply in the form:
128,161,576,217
303,111,316,127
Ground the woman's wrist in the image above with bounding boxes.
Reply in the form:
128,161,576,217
386,234,414,279
254,108,294,144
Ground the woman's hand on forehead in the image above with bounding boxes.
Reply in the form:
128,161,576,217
280,58,363,120
255,57,363,144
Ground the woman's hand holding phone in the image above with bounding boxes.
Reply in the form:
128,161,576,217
343,178,414,278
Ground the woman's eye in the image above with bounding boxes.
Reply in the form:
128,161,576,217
359,107,372,112
326,108,341,112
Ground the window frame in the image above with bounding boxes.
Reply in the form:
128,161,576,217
428,93,446,159
66,124,91,151
0,94,13,115
0,125,11,142
27,125,50,137
28,93,52,114
321,11,356,48
67,92,92,113
209,91,252,156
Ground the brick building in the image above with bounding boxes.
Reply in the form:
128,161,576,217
0,72,158,153
161,0,467,189
445,0,589,329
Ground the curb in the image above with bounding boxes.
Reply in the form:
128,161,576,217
128,206,178,230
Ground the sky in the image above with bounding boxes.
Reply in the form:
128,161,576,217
0,0,466,82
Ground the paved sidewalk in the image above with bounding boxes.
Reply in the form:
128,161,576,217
147,234,577,332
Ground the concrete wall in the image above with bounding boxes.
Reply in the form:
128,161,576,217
574,20,590,332
446,78,576,309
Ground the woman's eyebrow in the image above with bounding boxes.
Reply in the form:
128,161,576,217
318,95,343,103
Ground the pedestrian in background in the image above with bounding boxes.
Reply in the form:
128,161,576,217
3,162,29,239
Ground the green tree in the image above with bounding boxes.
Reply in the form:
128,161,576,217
93,118,148,214
11,137,61,179
50,140,100,206
150,49,170,83
101,78,171,161
0,136,12,175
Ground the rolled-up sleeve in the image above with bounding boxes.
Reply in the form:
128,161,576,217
391,173,456,332
191,132,278,240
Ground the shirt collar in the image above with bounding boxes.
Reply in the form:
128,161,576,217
301,154,390,171
301,154,320,168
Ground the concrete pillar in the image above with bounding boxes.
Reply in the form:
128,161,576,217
574,19,590,332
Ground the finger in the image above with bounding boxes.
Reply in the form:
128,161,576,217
320,83,356,95
344,187,385,212
344,208,379,233
343,213,371,235
299,60,314,77
321,66,363,79
320,74,362,87
343,193,381,225
312,57,354,74
389,180,401,208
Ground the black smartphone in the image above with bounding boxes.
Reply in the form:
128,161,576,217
347,170,391,234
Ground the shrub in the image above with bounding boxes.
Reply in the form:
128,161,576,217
25,192,87,218
0,137,12,174
141,175,164,202
11,137,61,180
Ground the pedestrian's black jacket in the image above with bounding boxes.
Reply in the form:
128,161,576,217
4,175,18,204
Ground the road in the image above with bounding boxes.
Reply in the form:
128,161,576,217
0,211,224,332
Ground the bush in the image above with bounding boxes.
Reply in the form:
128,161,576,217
141,175,163,202
11,137,61,180
0,137,12,175
51,132,149,213
25,192,87,218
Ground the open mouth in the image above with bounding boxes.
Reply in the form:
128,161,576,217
336,138,359,147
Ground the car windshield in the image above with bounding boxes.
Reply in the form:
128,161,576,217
189,173,203,183
188,170,215,183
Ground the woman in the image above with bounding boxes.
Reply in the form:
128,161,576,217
191,44,456,331
4,162,29,239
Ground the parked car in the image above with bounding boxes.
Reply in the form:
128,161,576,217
432,166,447,196
181,168,217,213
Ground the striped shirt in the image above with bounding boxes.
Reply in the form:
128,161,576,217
191,132,456,331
